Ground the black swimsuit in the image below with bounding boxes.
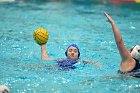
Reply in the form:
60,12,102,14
118,59,140,78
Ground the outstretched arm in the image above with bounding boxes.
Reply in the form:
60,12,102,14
104,12,132,61
82,59,102,68
41,44,54,60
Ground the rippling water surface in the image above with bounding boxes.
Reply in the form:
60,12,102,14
0,1,140,93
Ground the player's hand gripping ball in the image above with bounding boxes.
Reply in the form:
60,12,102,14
33,28,49,45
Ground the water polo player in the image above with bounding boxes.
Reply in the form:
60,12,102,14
41,43,101,70
33,28,101,70
104,12,140,78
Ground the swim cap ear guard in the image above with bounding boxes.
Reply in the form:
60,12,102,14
65,44,80,58
130,45,140,60
0,85,10,93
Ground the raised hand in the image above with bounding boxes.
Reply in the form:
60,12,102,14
104,12,114,23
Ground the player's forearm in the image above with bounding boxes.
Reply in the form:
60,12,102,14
111,22,123,44
41,44,49,59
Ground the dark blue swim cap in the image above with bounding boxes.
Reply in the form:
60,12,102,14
65,44,80,58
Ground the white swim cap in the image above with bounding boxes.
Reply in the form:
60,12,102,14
130,45,140,60
0,85,10,93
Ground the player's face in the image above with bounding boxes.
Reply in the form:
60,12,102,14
67,46,79,60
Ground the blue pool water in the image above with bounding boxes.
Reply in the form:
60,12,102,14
0,0,140,93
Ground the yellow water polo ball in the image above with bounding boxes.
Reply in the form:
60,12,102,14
33,28,49,45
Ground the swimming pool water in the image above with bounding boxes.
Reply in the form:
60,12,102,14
0,1,140,93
